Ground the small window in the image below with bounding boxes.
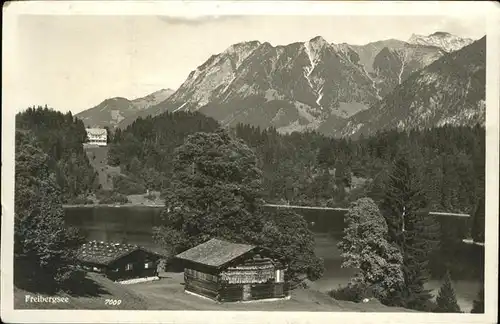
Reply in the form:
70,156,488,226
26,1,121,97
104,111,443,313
125,263,133,271
144,262,153,269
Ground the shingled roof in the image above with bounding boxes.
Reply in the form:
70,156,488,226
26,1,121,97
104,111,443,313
175,238,257,268
76,241,142,266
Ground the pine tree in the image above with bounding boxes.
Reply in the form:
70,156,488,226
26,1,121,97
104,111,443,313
435,270,462,313
470,286,484,313
471,197,485,243
381,152,440,310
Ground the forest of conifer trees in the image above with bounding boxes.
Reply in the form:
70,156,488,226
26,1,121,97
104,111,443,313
107,111,485,217
16,107,100,203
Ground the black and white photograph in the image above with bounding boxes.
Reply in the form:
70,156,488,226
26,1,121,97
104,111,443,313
1,1,499,323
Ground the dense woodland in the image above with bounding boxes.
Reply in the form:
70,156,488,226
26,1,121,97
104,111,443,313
16,107,99,203
108,111,485,216
108,112,220,194
15,129,85,292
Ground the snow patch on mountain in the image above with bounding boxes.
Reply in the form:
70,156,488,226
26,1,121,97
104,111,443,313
173,102,188,112
396,50,411,84
303,37,329,109
408,32,474,53
303,41,317,87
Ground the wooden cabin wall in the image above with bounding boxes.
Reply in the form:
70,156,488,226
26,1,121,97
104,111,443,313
181,253,289,302
183,265,221,300
218,282,289,302
218,285,244,302
104,250,160,281
184,278,220,300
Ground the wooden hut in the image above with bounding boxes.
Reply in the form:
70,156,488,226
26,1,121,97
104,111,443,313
175,238,289,302
76,241,162,281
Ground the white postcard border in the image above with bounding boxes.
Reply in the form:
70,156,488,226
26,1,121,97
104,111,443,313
2,1,499,323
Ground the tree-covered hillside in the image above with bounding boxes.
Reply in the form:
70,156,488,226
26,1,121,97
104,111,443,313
108,110,484,216
107,111,220,193
16,107,99,203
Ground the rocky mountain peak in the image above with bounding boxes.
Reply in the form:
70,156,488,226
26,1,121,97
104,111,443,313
430,31,451,37
303,36,329,68
408,32,474,53
79,33,484,137
307,36,329,52
76,89,175,128
310,35,328,44
223,40,261,55
339,36,486,138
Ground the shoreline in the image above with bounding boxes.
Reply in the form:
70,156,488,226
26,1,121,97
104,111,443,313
62,203,165,208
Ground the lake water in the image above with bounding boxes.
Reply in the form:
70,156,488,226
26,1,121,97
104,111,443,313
63,205,347,248
63,205,481,312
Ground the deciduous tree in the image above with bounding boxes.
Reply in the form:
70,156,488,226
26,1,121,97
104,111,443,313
338,197,404,300
153,129,323,280
260,208,324,280
15,132,84,293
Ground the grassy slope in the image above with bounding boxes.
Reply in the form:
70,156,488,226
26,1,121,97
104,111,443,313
84,145,121,191
83,145,163,205
126,272,415,312
14,273,147,310
14,271,414,311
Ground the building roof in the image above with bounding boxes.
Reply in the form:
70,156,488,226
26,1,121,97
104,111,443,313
175,238,257,268
85,128,107,136
76,241,157,266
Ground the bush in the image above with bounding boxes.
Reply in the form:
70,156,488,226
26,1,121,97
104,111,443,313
97,190,129,205
113,175,146,195
329,284,375,303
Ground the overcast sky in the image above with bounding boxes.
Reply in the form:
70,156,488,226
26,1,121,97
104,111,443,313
12,14,486,114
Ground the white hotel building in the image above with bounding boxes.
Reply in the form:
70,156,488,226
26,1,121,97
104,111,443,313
85,128,108,146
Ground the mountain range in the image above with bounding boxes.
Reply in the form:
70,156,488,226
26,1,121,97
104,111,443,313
76,88,174,128
76,32,484,138
338,36,485,138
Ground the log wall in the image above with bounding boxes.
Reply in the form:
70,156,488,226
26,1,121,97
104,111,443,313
183,253,289,302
